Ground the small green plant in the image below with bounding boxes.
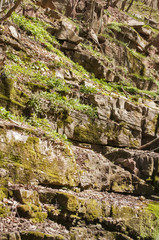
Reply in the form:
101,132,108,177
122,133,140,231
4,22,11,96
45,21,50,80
81,42,112,62
45,77,71,93
107,22,124,33
104,9,111,17
69,98,97,118
29,61,49,71
128,47,145,60
80,85,97,94
0,107,13,119
6,52,23,65
27,113,50,128
0,107,26,123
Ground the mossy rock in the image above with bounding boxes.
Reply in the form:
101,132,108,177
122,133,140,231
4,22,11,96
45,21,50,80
111,205,136,219
17,203,47,222
56,192,79,213
73,122,105,144
64,116,73,124
0,73,14,99
17,204,35,218
85,199,102,222
57,120,63,129
20,231,65,240
0,188,9,201
0,234,8,240
46,205,61,220
126,212,155,239
0,130,79,188
147,202,159,220
20,231,45,240
0,73,26,110
39,191,56,204
101,201,111,218
31,212,48,223
0,203,10,217
126,48,145,75
13,189,40,206
117,206,158,239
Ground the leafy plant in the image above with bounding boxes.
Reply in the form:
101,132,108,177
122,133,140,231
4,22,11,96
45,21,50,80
0,107,13,119
12,13,59,51
29,91,97,118
80,85,97,94
107,22,124,33
27,113,70,143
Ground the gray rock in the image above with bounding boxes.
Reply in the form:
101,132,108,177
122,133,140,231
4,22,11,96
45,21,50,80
127,19,144,27
9,26,19,40
13,189,40,206
55,21,82,44
0,168,8,178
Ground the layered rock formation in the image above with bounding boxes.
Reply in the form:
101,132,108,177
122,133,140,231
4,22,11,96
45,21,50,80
0,0,159,239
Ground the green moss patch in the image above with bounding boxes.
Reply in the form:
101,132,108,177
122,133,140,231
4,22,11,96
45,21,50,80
20,231,65,240
85,199,102,222
0,129,79,188
147,202,159,219
17,203,47,222
0,203,10,217
56,192,79,212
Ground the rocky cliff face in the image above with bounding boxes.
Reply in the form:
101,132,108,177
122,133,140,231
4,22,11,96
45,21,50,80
0,0,159,239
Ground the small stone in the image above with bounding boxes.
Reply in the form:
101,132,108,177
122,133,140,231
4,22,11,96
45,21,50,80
9,26,19,40
0,168,8,178
139,196,145,201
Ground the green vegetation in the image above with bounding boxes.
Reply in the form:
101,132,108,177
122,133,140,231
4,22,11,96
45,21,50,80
29,91,97,118
0,106,69,143
81,42,112,62
107,21,125,33
80,85,97,94
0,106,13,119
147,202,159,239
127,0,159,22
0,1,158,239
147,202,159,219
5,56,70,94
12,13,59,50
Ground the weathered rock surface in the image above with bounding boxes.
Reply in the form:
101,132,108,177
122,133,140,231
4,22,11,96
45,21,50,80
0,125,154,195
105,148,159,189
0,126,79,188
0,185,158,240
55,21,82,44
0,0,159,239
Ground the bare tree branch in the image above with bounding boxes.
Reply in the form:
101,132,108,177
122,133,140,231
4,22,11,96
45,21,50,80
0,0,22,23
139,137,159,150
126,0,134,12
